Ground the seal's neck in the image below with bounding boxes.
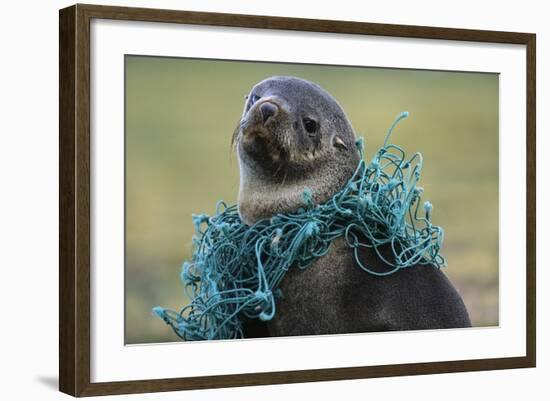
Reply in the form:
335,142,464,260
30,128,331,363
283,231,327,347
237,161,354,225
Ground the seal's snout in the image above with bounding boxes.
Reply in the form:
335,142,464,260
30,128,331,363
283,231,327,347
259,101,278,124
237,96,287,167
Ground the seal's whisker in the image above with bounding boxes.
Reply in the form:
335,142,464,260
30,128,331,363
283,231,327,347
231,118,244,151
281,169,289,187
272,163,283,179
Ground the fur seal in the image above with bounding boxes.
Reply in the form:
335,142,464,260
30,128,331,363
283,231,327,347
233,76,471,337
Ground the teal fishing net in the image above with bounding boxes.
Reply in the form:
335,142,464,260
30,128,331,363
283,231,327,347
153,112,445,340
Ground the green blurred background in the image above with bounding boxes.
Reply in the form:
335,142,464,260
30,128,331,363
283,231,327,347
125,55,499,344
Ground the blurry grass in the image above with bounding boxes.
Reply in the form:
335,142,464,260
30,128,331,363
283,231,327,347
125,56,499,344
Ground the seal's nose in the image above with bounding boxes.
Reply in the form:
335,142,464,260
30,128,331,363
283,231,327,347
259,102,278,124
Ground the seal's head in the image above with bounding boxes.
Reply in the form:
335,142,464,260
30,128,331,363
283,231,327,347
233,76,360,225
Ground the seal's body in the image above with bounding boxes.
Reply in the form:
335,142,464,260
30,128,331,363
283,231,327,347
234,76,471,337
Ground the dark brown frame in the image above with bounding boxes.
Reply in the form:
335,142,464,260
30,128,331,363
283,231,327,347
59,3,536,397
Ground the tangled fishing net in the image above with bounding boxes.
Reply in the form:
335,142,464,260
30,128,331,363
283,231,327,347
153,112,445,340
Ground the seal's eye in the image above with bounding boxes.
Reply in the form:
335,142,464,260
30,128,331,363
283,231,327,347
303,118,318,134
245,94,261,112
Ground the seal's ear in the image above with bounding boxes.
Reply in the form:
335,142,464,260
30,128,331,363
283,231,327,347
332,135,349,151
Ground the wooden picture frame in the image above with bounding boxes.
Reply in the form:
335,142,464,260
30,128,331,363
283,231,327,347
59,3,536,397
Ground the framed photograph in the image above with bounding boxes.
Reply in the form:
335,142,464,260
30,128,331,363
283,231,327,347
59,4,536,397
